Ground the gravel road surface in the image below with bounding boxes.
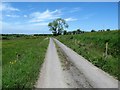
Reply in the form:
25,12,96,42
35,38,119,88
35,38,67,88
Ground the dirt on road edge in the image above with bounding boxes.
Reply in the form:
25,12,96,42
55,41,92,88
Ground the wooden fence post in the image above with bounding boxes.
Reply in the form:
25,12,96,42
105,42,108,59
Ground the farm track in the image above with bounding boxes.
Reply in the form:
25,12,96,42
35,38,67,88
35,38,119,88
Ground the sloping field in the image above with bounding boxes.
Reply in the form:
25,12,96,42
56,30,120,80
2,36,49,88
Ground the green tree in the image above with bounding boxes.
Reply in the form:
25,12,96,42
48,18,68,36
63,30,67,35
72,31,76,35
91,29,96,32
106,29,110,31
76,29,82,34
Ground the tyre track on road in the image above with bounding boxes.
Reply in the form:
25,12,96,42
35,38,67,88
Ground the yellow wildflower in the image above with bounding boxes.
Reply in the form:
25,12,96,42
14,60,16,63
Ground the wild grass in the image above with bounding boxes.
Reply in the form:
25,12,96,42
56,30,120,80
2,36,49,88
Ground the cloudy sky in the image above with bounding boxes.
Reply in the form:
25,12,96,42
1,2,118,34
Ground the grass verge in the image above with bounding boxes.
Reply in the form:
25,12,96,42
2,36,49,88
56,30,119,80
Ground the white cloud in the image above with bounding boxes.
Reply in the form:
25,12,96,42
0,21,2,32
29,9,61,23
33,22,48,26
6,14,20,17
70,7,81,13
0,3,20,11
23,15,28,18
65,18,77,21
0,13,2,21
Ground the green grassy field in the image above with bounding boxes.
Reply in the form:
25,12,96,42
56,30,120,80
2,36,49,88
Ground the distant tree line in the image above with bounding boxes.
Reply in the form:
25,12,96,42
48,18,113,36
58,28,112,35
91,29,111,32
63,29,85,35
1,34,52,40
2,34,26,37
2,34,52,37
33,34,52,36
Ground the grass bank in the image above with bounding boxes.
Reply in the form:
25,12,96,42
2,36,49,88
56,30,120,80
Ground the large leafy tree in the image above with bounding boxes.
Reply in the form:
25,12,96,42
48,18,68,35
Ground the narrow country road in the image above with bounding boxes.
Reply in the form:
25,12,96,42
35,38,119,88
35,38,67,88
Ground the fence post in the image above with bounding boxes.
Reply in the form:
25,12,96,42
105,42,108,59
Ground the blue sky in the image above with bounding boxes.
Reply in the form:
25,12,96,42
1,2,118,34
